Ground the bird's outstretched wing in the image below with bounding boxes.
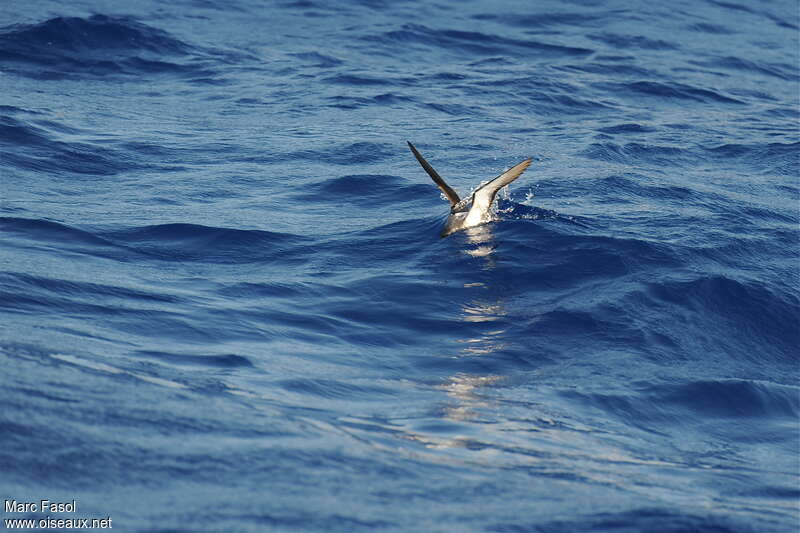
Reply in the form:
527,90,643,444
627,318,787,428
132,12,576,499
407,141,461,208
471,158,532,214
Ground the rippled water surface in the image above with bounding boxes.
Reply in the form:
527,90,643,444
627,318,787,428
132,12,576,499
1,0,798,531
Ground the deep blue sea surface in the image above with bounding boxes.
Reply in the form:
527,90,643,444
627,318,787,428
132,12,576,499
1,0,798,531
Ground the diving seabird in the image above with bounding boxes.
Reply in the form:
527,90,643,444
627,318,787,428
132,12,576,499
407,141,532,237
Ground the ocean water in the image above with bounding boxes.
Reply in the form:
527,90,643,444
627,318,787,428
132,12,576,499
1,0,798,531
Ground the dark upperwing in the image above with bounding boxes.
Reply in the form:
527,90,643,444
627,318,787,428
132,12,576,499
407,141,461,208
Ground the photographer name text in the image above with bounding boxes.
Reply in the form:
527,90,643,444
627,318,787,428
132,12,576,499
4,500,112,529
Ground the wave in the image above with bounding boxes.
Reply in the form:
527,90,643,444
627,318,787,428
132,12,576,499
238,141,397,166
135,350,254,369
458,220,799,364
605,80,744,104
294,174,432,206
0,115,137,176
554,61,657,78
704,141,799,176
505,508,756,533
0,217,309,265
564,378,799,436
324,90,480,116
102,223,309,264
0,271,185,320
687,22,735,34
581,142,693,167
323,73,401,87
0,15,208,79
690,56,798,81
594,175,696,203
708,0,798,31
1,217,129,259
277,378,397,400
363,23,592,59
2,271,180,304
442,218,681,293
654,379,799,419
597,123,658,135
325,93,414,110
290,51,344,68
1,14,190,55
587,32,678,50
643,275,799,362
471,11,611,28
475,75,616,115
580,140,798,175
